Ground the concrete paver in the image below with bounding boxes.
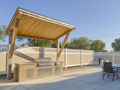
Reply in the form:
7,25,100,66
0,67,120,90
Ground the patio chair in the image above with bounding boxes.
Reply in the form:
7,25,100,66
101,60,109,67
101,60,109,76
102,62,118,81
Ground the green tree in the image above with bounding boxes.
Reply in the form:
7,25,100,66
51,41,57,48
91,40,106,52
27,38,61,48
112,38,120,51
68,37,91,49
0,25,7,41
27,38,54,47
17,35,107,52
65,42,71,49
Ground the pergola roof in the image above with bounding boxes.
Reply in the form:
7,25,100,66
6,7,75,41
6,8,75,79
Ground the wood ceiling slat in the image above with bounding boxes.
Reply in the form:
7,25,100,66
21,16,38,35
17,15,70,40
18,16,34,35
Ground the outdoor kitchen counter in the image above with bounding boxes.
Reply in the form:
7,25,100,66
14,62,63,82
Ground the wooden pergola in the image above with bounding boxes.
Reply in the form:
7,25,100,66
6,7,75,79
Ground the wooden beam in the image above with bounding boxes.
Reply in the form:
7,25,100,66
6,9,22,34
58,32,70,58
8,18,19,79
17,34,56,41
9,18,19,59
7,31,13,79
56,39,60,61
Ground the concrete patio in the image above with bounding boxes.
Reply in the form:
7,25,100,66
0,67,120,90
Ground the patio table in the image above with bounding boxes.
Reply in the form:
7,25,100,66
112,64,120,69
112,64,120,79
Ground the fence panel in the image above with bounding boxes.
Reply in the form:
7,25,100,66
67,54,81,66
114,56,120,64
45,48,94,68
94,52,120,64
0,52,7,71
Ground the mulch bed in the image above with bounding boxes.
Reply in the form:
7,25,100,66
63,65,100,74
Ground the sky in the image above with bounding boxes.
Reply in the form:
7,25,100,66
1,0,120,51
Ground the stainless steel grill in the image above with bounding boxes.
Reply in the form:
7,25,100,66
35,58,52,66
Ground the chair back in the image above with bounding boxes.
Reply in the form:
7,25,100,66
105,60,109,62
103,62,113,73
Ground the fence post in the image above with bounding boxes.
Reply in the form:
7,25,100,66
80,49,83,67
43,47,45,58
92,51,94,64
99,52,101,64
112,51,114,64
65,48,67,69
6,51,9,78
99,52,101,58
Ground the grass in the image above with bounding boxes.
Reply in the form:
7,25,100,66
0,74,6,77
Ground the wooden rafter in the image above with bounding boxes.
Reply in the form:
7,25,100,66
58,32,70,58
9,18,19,59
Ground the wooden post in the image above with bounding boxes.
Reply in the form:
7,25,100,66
7,31,13,79
7,18,19,79
9,18,19,59
58,32,70,58
56,39,60,61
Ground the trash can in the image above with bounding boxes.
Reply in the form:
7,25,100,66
99,57,101,65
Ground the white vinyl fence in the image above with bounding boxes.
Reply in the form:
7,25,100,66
0,46,94,72
45,48,94,68
94,52,120,64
